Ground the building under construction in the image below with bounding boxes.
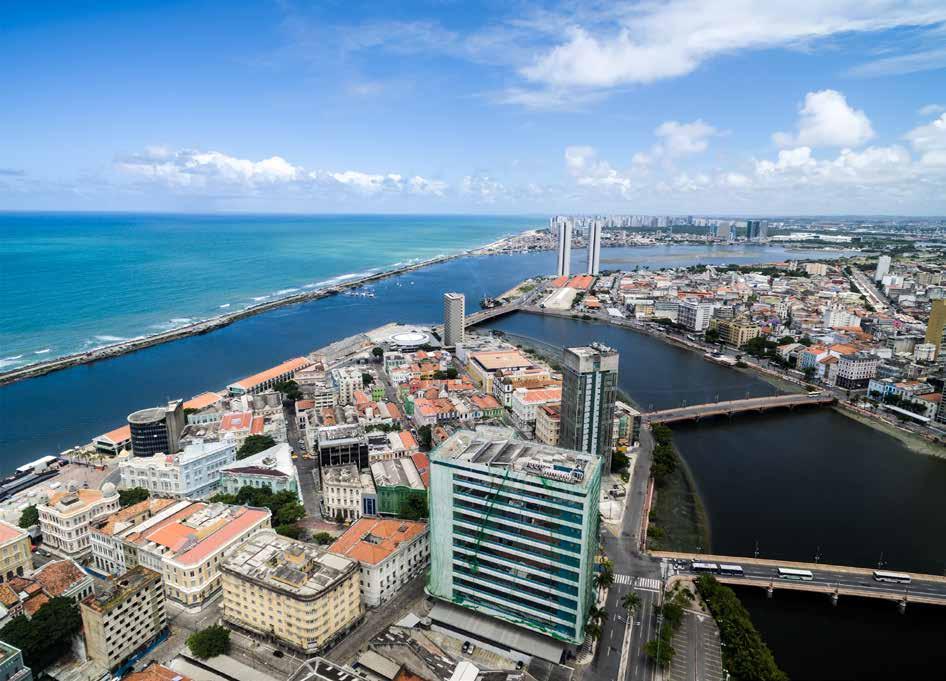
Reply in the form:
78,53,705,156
428,427,601,661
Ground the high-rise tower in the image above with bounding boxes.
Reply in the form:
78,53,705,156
556,221,572,277
559,344,618,470
443,292,465,348
586,220,601,275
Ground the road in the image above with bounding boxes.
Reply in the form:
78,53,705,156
669,612,723,681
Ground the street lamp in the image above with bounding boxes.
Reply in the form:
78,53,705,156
754,540,760,559
815,546,821,564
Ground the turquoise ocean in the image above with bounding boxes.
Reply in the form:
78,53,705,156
0,213,539,370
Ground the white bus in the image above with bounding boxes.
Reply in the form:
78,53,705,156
718,564,744,577
692,562,719,573
873,570,911,584
777,567,814,581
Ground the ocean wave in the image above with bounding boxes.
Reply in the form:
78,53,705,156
0,357,25,370
169,318,193,324
219,303,231,309
34,348,51,355
275,288,300,296
94,335,128,342
252,296,270,302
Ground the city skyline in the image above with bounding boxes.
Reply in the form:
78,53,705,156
3,1,946,214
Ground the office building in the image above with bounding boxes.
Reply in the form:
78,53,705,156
0,641,32,681
38,483,121,559
80,566,166,673
559,345,618,468
317,424,370,469
712,221,733,241
874,255,891,282
586,220,601,275
219,442,299,498
443,292,466,348
678,300,714,331
0,521,32,583
746,220,769,240
556,222,572,278
925,299,946,357
221,529,362,655
428,427,601,652
835,352,880,390
119,439,236,499
128,400,185,457
329,518,429,607
715,318,760,347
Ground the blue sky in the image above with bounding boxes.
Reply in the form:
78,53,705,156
2,0,946,214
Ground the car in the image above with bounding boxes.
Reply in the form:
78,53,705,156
272,650,284,658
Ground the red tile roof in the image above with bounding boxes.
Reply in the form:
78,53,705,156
410,452,430,487
231,357,311,391
329,518,427,566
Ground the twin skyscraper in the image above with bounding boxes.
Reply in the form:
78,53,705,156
553,218,601,278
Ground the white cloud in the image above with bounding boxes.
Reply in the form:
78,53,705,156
904,113,946,166
519,1,946,93
460,174,506,202
918,104,945,116
774,90,874,148
117,148,448,196
847,47,946,77
564,145,632,194
653,120,717,157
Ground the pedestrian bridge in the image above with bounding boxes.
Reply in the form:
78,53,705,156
654,551,946,609
645,393,835,424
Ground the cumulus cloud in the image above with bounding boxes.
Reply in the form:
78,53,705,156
564,146,632,194
460,174,506,202
904,113,946,166
517,1,946,98
117,147,448,196
773,90,874,148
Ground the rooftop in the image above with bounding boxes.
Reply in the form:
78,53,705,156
288,657,362,681
370,458,425,490
221,442,294,478
329,518,427,566
321,463,361,485
230,357,311,391
0,519,27,544
432,426,597,488
83,566,161,613
33,559,89,597
470,350,534,371
223,529,357,599
126,663,195,681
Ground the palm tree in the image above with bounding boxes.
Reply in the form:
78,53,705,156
621,591,641,614
587,603,607,624
585,621,602,641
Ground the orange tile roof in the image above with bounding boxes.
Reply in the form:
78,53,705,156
296,399,315,410
96,424,131,445
128,503,205,545
95,498,177,536
126,663,195,681
567,275,594,290
220,411,253,431
232,357,311,390
329,518,427,566
183,392,222,411
33,560,87,597
551,276,569,288
398,431,418,450
516,387,562,404
173,507,270,566
250,416,265,435
23,592,49,616
0,584,19,608
471,394,501,410
0,520,26,544
410,452,430,487
47,488,110,509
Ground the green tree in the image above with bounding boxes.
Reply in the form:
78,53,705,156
644,638,674,668
275,502,305,525
704,328,720,343
334,510,345,524
417,425,433,450
621,591,641,614
18,505,38,529
372,346,385,360
118,487,149,507
187,625,230,659
312,531,335,545
0,597,82,674
236,434,277,460
361,372,373,387
273,380,302,401
584,621,602,641
402,494,429,520
275,524,304,539
208,492,238,504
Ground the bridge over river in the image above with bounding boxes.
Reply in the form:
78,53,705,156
645,392,835,424
654,552,946,609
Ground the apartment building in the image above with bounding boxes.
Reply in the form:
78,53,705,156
429,427,601,648
510,387,562,434
221,529,362,655
80,566,166,672
329,518,429,607
119,440,236,499
835,352,880,390
534,405,561,447
90,498,178,576
38,483,121,559
0,521,32,583
677,300,714,331
331,367,365,406
715,318,760,347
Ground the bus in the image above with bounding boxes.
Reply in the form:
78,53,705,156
777,567,814,581
691,562,719,573
718,564,744,577
873,570,911,584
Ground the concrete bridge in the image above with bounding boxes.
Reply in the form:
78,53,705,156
645,392,835,424
654,551,946,609
464,301,523,327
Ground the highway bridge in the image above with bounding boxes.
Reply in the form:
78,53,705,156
464,301,523,327
655,552,946,608
645,392,835,424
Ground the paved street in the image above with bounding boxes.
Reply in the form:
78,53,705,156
669,612,723,681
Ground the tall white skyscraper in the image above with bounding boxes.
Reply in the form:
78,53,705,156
586,220,602,275
556,221,572,277
875,255,891,282
443,292,465,347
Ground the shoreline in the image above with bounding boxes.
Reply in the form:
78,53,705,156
0,233,532,387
